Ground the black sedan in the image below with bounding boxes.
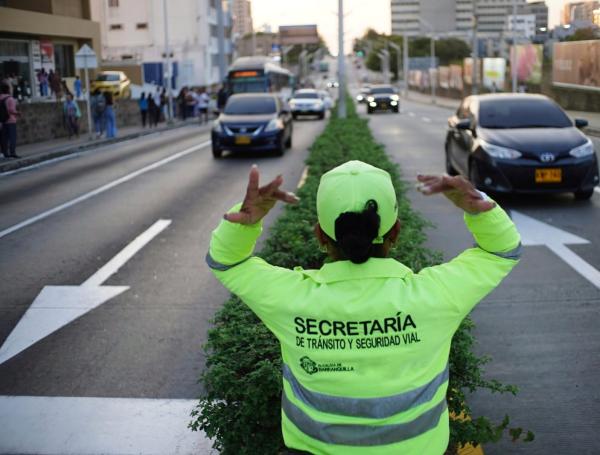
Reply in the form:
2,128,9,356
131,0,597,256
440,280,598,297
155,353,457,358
445,94,599,200
211,94,293,158
366,85,400,114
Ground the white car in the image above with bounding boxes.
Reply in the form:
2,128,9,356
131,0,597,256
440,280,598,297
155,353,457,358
289,89,326,119
318,90,333,110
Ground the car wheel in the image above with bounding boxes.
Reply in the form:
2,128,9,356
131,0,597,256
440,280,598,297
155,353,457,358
292,114,298,120
274,138,285,156
285,132,292,148
574,189,594,200
445,149,458,176
393,107,399,113
367,108,373,115
212,144,222,158
468,162,480,188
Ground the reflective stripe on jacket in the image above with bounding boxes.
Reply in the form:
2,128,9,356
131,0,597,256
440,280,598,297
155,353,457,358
207,203,521,455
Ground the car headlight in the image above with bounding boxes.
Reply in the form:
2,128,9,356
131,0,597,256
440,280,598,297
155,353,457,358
356,94,364,101
265,118,284,132
289,100,296,108
390,94,399,101
479,139,522,159
367,96,375,102
569,138,594,158
369,102,377,107
390,101,398,106
212,119,222,132
314,100,324,108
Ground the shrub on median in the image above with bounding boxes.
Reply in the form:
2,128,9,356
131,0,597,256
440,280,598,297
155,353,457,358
190,97,531,454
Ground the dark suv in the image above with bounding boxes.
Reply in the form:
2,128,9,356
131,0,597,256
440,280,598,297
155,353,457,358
366,85,400,114
211,94,293,158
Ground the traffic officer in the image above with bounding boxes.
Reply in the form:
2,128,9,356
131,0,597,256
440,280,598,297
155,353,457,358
206,161,521,454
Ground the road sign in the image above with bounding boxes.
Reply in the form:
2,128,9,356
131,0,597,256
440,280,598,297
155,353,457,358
0,219,172,364
75,44,98,69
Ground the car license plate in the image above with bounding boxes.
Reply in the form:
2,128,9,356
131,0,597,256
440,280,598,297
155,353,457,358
381,103,387,108
535,168,562,183
235,135,251,145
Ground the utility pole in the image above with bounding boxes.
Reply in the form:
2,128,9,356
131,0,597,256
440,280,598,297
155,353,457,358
216,0,227,81
471,0,478,95
511,0,518,92
388,41,401,91
403,33,409,98
337,0,346,119
430,34,436,104
162,0,173,123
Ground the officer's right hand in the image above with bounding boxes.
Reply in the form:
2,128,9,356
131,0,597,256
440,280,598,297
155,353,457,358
224,165,299,225
416,174,496,214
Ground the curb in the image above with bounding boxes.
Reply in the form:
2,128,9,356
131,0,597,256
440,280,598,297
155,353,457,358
0,120,206,174
404,93,600,138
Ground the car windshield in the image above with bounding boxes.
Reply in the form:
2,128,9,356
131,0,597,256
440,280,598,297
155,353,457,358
479,98,572,128
224,96,277,115
294,92,319,99
96,74,120,82
370,87,395,94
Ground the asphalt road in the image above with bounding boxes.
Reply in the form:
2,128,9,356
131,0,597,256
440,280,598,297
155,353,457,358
0,117,326,403
350,80,600,454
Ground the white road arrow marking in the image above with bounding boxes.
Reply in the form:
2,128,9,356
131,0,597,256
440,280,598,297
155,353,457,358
512,210,600,289
0,219,172,365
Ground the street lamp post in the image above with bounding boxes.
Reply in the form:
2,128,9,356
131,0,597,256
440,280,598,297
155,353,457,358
403,33,409,98
162,0,173,123
511,0,518,92
430,34,436,104
388,41,401,91
337,0,346,119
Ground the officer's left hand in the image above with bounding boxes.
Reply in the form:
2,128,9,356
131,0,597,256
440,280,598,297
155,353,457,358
224,165,300,225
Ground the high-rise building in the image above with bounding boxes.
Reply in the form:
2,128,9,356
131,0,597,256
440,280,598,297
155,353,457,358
520,1,548,33
563,1,600,25
231,0,253,39
90,0,233,87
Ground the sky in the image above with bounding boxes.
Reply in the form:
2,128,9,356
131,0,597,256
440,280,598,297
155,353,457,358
250,0,567,55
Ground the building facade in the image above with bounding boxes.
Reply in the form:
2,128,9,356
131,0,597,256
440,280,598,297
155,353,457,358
90,0,233,88
506,14,536,39
231,0,253,39
0,0,101,98
236,33,277,57
520,1,548,33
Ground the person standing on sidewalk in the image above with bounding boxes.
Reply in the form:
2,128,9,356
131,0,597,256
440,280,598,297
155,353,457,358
91,89,106,138
63,93,81,139
38,69,49,97
206,161,521,455
103,91,117,138
74,75,82,99
138,92,149,127
0,82,21,159
198,88,210,124
152,87,162,126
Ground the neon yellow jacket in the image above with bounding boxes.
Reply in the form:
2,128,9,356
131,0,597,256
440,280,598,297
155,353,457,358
207,203,521,455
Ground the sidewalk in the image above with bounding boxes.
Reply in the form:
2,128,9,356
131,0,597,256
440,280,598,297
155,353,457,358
0,118,211,174
405,90,600,137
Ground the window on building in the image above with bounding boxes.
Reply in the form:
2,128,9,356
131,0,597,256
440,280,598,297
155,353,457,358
110,24,123,30
210,24,218,36
136,22,148,29
108,0,119,7
54,44,75,77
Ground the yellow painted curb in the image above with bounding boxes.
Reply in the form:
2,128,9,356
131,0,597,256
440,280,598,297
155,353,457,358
451,411,485,455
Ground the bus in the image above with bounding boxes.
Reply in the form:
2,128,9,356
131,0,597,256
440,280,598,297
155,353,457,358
225,57,295,100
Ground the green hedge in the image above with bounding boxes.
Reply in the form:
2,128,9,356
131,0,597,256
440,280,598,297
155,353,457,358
190,97,531,454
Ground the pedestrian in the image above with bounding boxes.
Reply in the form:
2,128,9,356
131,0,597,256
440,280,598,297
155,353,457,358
148,92,158,128
74,75,82,99
185,88,197,119
63,93,81,139
138,92,148,127
160,87,167,122
0,82,21,159
38,68,49,97
103,91,117,138
91,89,106,137
48,69,56,98
153,87,162,125
177,87,187,120
217,85,228,113
198,88,210,124
206,161,521,454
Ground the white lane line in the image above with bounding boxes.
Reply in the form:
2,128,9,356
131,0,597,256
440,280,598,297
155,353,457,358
422,116,431,123
408,112,416,117
547,243,600,289
0,141,210,240
297,166,309,189
83,219,172,287
0,396,216,454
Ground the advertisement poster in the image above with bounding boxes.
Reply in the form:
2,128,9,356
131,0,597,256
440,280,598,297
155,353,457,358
553,40,600,91
439,66,450,89
39,39,55,71
449,64,463,90
482,58,506,90
511,44,542,84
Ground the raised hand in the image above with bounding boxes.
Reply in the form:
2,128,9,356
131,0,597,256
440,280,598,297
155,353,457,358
416,174,496,214
224,165,300,225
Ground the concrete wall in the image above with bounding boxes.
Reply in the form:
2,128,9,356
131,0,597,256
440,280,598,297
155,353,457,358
15,99,141,146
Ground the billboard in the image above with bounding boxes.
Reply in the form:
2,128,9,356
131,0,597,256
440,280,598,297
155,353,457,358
279,25,319,45
482,58,506,90
439,66,450,89
449,64,463,90
511,44,543,84
553,40,600,91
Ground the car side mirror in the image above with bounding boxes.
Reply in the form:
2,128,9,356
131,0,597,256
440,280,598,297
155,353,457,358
574,118,588,129
456,118,471,130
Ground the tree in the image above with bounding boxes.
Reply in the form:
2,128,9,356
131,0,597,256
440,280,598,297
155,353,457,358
566,27,598,41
